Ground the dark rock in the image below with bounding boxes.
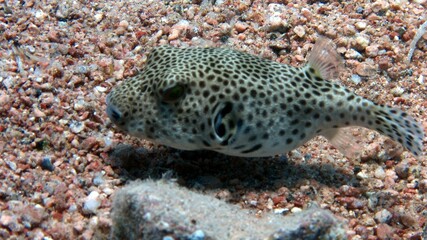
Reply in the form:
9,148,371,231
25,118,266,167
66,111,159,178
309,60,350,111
40,157,54,171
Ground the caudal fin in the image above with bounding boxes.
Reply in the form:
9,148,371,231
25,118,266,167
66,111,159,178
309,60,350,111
370,104,424,157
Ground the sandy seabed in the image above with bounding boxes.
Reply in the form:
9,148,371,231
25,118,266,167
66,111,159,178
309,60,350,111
0,0,426,239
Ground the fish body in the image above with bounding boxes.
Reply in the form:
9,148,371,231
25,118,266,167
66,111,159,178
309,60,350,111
106,38,424,158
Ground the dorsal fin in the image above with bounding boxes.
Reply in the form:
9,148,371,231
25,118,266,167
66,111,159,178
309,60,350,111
306,37,343,80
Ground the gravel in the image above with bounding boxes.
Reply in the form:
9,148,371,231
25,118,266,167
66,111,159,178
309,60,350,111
0,0,426,239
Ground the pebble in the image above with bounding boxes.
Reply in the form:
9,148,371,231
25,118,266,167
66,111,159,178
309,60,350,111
168,20,190,41
119,20,129,29
417,75,424,85
350,74,362,84
365,45,379,57
291,207,302,213
70,121,85,133
168,29,181,41
356,170,369,179
102,187,114,196
93,173,104,186
343,25,356,36
395,161,409,179
355,63,376,77
74,99,86,111
189,230,205,240
293,25,305,38
354,36,370,50
69,204,78,212
355,22,367,30
374,167,386,180
374,209,392,223
418,179,427,193
93,13,103,23
6,160,17,171
390,86,404,97
40,156,54,171
234,21,248,33
345,49,363,59
83,191,101,214
376,223,394,239
378,57,390,71
361,216,376,226
0,214,14,226
273,208,289,215
33,107,46,118
355,6,364,14
0,213,23,233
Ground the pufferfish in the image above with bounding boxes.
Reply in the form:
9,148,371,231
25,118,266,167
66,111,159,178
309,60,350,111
106,37,424,158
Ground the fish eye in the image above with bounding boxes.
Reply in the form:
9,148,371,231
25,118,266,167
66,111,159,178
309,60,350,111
160,84,185,103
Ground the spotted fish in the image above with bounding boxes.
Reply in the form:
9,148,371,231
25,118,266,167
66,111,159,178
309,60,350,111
106,38,424,158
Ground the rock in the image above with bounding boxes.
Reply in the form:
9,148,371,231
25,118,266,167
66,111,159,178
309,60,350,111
374,167,386,180
69,121,85,133
93,173,104,186
189,230,205,240
354,36,370,51
345,49,363,59
291,207,302,213
356,170,369,179
418,179,427,193
374,209,392,223
83,191,101,214
94,13,103,23
40,156,54,171
355,63,376,77
110,180,346,239
293,25,305,38
265,4,289,33
355,22,367,30
395,161,409,179
234,21,248,33
391,86,404,97
375,223,394,240
33,107,46,118
365,45,379,57
351,74,362,84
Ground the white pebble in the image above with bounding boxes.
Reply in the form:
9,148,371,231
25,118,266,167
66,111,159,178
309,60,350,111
94,86,107,93
374,167,386,180
102,187,114,195
355,22,367,30
355,36,370,50
294,25,305,38
391,86,404,97
350,74,362,84
189,230,205,240
357,170,369,179
6,160,17,171
83,191,101,214
69,121,84,133
345,49,363,59
273,208,289,214
291,207,302,213
94,13,104,23
374,209,392,223
418,75,424,84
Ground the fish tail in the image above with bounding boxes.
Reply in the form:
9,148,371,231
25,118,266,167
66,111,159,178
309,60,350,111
369,104,424,157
